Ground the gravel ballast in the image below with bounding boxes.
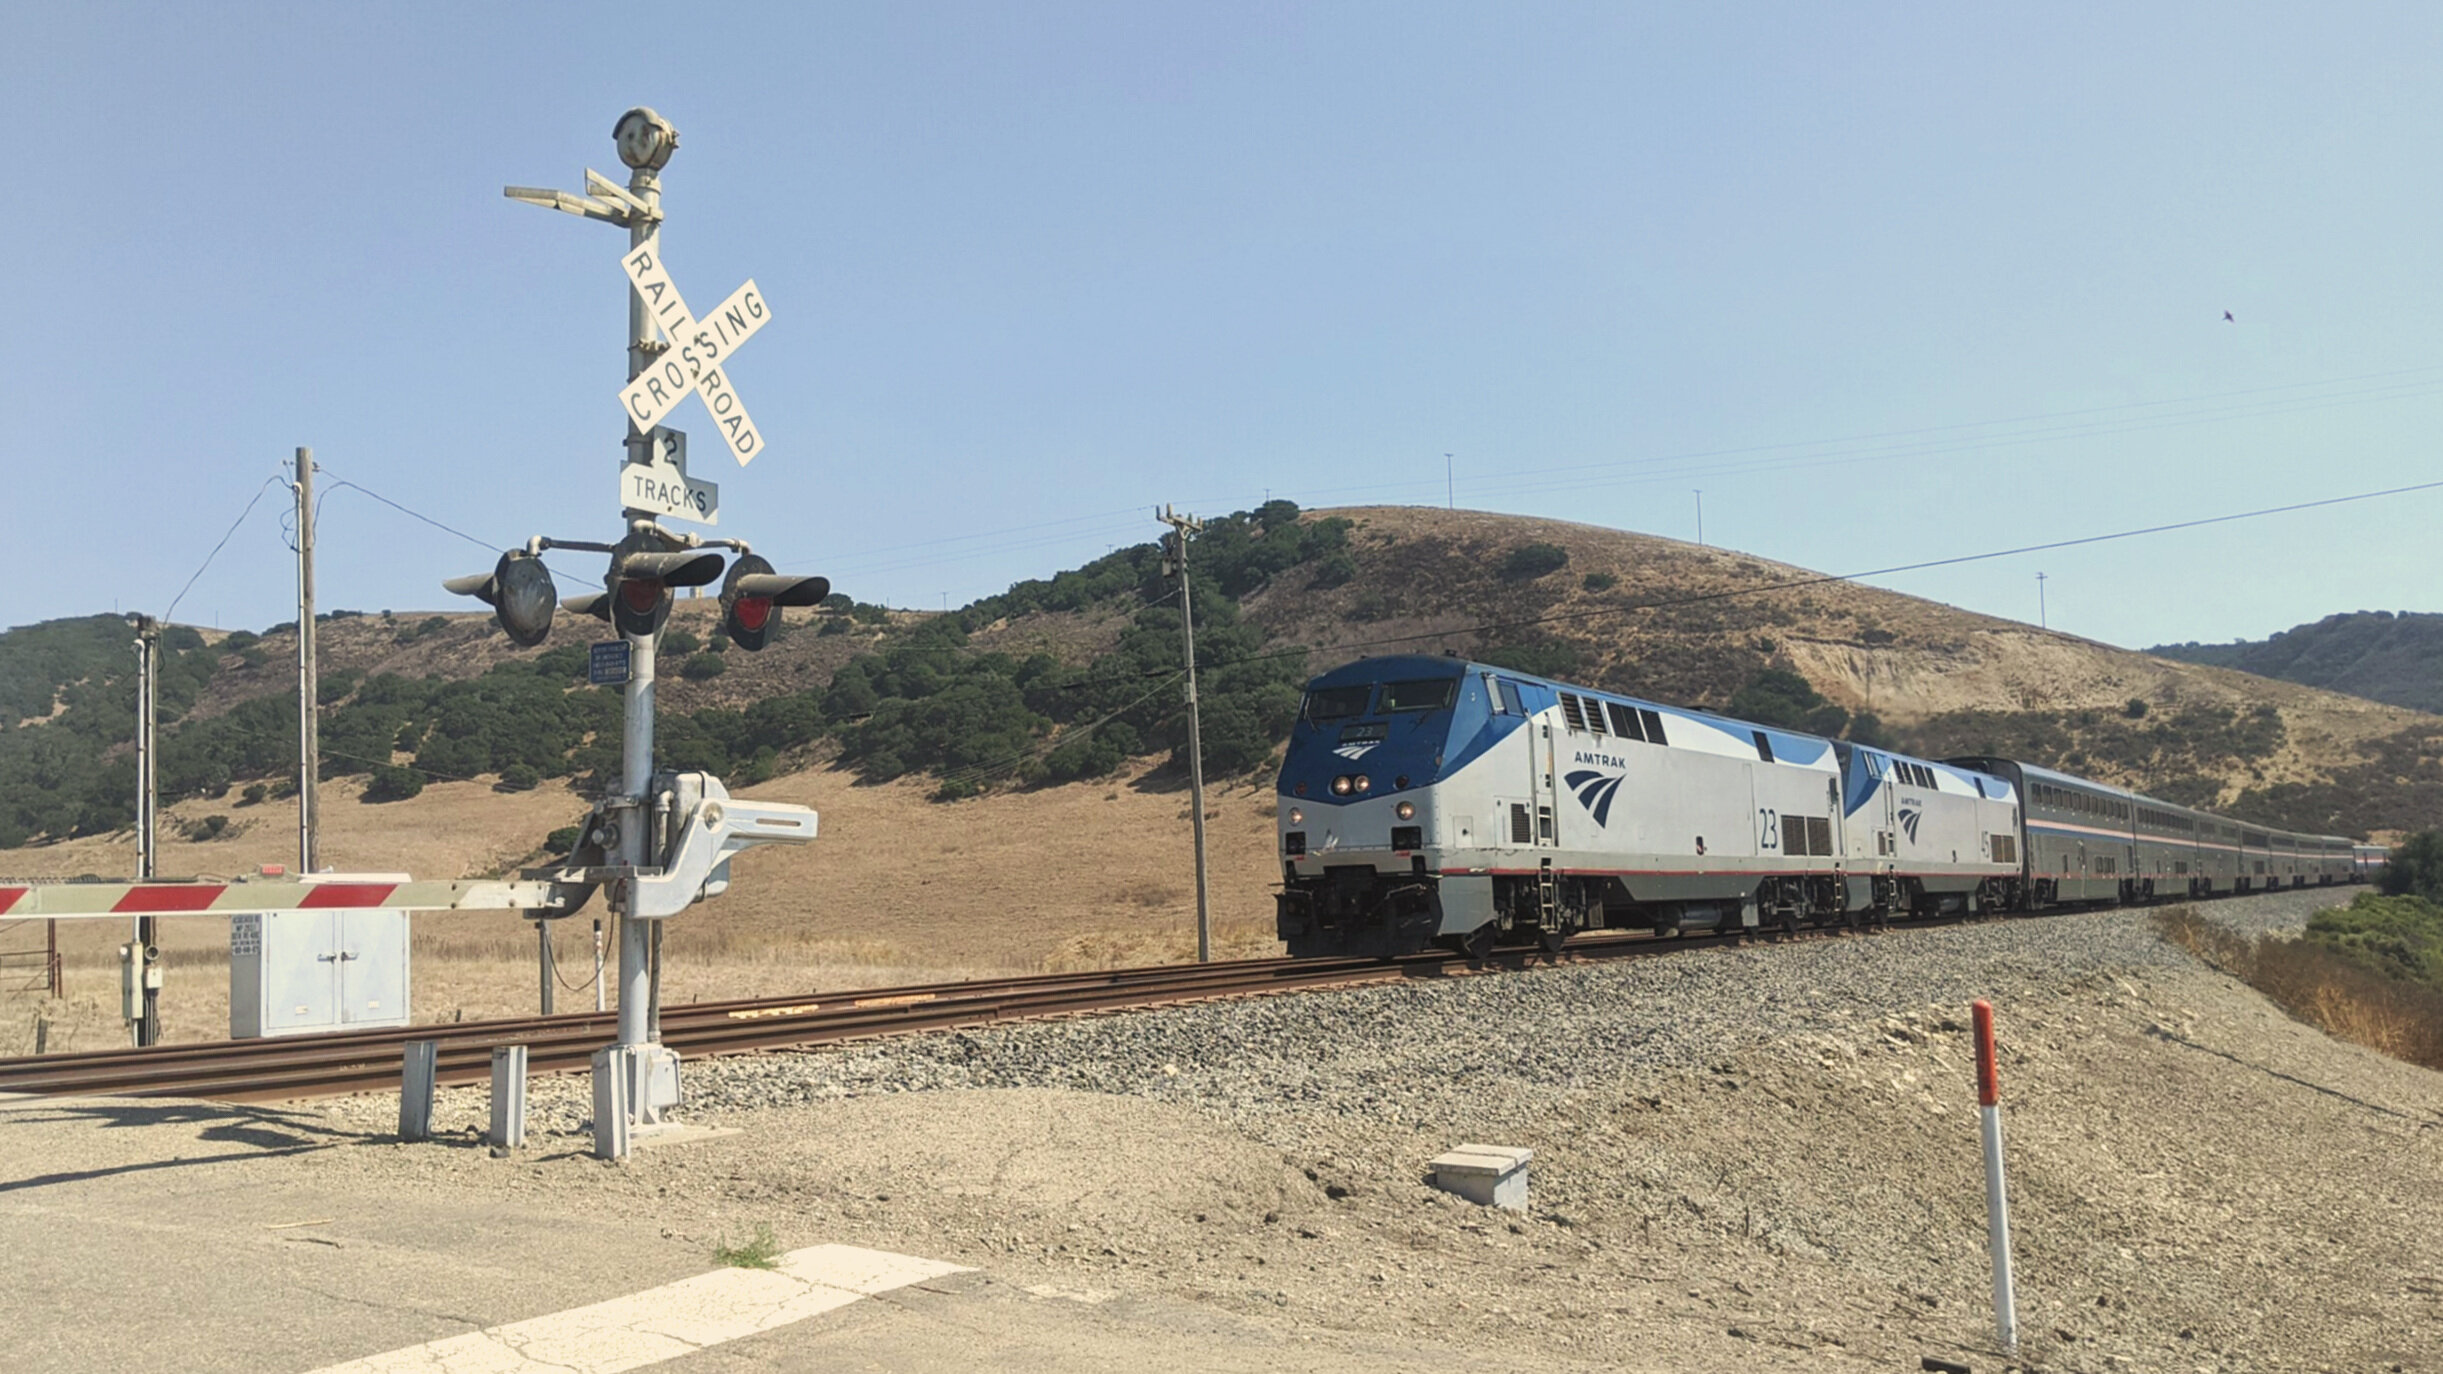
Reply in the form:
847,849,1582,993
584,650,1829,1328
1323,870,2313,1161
285,887,2443,1369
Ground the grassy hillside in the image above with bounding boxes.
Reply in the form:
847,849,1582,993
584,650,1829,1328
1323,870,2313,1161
2150,610,2443,715
5,505,2439,872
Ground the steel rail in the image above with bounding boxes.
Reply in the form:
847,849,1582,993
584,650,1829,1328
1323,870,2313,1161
0,929,1753,1104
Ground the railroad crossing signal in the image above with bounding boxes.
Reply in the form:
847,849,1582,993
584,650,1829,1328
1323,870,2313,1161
719,555,829,651
618,231,770,465
608,546,726,638
442,550,558,647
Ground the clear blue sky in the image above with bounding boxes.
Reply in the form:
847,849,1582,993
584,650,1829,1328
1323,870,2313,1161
15,3,2442,649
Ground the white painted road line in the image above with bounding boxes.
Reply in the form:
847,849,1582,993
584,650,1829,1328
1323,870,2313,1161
305,1243,972,1374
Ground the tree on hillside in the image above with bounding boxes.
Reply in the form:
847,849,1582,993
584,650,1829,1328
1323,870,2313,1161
2380,831,2443,904
1727,667,1852,739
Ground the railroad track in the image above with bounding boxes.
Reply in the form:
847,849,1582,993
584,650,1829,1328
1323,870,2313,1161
0,926,1804,1104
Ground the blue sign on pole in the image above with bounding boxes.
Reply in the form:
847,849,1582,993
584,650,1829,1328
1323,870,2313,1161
588,640,632,687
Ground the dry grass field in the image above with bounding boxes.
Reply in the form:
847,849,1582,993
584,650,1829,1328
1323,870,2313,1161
1,757,1285,1053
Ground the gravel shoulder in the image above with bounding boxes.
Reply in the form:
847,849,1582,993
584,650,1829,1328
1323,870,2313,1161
16,888,2441,1372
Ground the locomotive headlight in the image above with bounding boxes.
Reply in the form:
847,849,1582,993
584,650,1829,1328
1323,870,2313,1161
1353,774,1371,793
1330,776,1353,796
1288,807,1305,825
1395,801,1415,821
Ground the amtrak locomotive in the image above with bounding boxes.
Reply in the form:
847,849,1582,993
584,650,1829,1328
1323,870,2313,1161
1274,655,2365,959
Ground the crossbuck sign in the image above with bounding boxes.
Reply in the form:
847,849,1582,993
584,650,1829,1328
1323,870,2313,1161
619,231,771,465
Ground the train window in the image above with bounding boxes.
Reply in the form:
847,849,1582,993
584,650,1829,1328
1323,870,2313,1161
1304,685,1373,721
1381,679,1457,713
1497,679,1525,716
1973,778,1987,798
1753,731,1775,763
1865,753,1885,779
1640,709,1668,746
1607,701,1644,740
1510,804,1532,844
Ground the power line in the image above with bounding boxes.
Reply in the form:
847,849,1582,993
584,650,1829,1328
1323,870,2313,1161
316,471,500,552
162,474,286,621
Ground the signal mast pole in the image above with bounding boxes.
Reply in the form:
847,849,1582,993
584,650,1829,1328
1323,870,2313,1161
1158,505,1212,963
613,126,669,1056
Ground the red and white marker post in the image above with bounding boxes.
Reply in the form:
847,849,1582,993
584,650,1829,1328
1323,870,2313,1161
1973,999,2020,1356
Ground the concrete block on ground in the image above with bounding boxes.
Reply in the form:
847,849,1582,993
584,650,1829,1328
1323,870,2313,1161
1429,1143,1532,1211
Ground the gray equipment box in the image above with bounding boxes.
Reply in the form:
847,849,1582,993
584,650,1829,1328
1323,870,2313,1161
230,909,412,1038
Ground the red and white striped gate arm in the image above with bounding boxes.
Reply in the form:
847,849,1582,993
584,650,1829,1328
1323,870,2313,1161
0,875,589,920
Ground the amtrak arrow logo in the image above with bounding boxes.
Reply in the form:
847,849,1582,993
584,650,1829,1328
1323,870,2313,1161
1565,769,1625,826
1898,806,1922,843
1332,742,1380,761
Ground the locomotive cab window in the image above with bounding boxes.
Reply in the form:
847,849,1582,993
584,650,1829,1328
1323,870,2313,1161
1639,708,1668,746
1381,679,1457,713
1304,685,1373,722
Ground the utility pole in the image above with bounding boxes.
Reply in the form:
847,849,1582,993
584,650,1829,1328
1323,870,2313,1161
1694,489,1705,546
1445,453,1454,510
293,447,319,874
130,615,161,1046
2036,572,2048,630
1158,504,1212,963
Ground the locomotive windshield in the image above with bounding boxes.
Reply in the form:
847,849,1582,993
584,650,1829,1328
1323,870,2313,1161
1304,685,1374,721
1380,678,1457,712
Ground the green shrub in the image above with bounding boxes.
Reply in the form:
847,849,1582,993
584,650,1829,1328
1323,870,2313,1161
364,765,424,803
239,783,267,807
183,814,229,841
223,630,261,652
1307,551,1358,589
1727,667,1850,738
2306,892,2443,989
1500,542,1569,581
496,763,541,792
663,629,701,655
545,825,583,854
2379,831,2443,905
1581,571,1617,592
681,653,728,681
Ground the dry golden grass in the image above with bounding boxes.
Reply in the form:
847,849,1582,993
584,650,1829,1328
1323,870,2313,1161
2155,906,2443,1068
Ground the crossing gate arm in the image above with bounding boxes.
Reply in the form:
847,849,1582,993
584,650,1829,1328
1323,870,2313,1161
0,875,597,921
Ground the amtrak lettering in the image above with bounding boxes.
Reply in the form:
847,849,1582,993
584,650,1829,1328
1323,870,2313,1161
1571,750,1631,769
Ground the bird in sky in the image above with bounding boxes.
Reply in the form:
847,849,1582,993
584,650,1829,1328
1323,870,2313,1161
2224,310,2235,322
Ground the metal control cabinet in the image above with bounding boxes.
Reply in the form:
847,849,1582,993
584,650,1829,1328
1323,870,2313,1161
229,910,411,1038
